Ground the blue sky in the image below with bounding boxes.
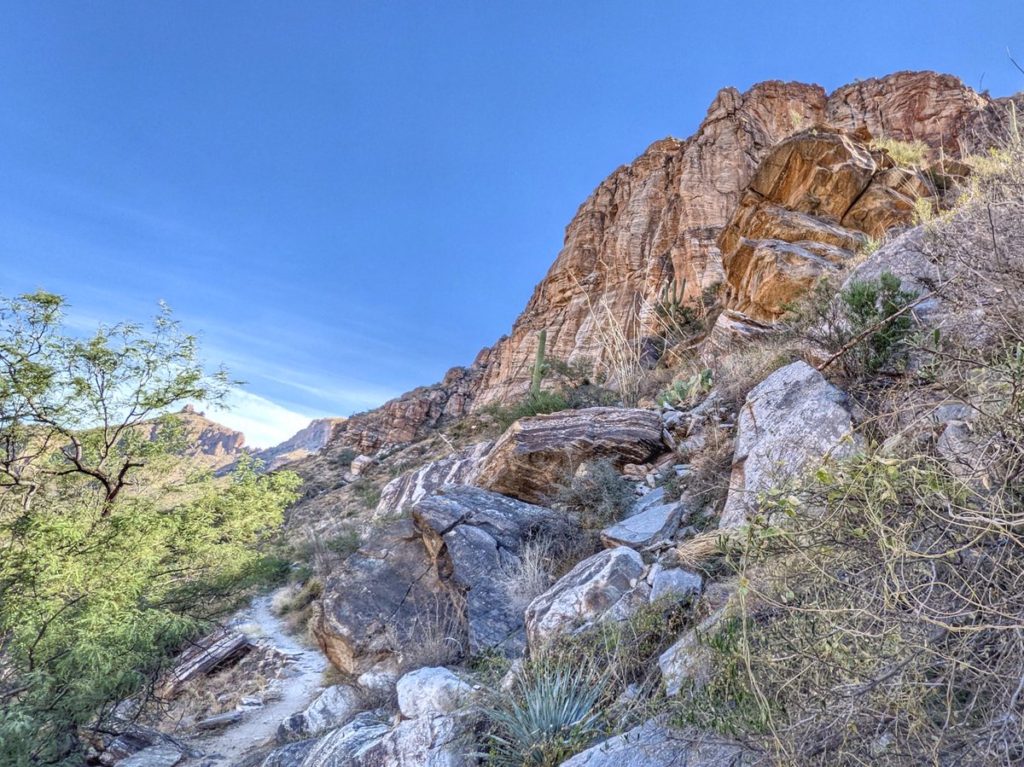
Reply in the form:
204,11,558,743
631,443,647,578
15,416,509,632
2,2,1022,446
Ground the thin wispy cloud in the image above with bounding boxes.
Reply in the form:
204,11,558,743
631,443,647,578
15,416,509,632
200,388,316,449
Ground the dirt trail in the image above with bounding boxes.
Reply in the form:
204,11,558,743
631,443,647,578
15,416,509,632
183,594,328,766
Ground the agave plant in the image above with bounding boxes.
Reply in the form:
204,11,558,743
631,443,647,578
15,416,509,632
483,664,606,766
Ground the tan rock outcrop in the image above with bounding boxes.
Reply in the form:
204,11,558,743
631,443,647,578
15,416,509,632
472,81,830,407
472,407,666,505
719,130,933,320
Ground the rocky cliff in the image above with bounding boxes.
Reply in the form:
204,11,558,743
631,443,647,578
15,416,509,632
161,405,248,469
318,71,1006,456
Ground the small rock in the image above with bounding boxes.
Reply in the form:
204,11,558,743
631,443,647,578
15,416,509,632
358,666,400,696
396,667,473,719
194,711,243,731
650,568,703,604
601,499,685,549
350,455,374,477
278,683,362,742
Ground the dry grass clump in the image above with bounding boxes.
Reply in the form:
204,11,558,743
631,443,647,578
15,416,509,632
498,538,558,615
870,136,930,168
271,579,324,636
703,339,800,407
390,592,469,673
553,459,636,530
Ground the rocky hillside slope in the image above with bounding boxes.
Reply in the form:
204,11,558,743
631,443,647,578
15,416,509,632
111,71,1023,767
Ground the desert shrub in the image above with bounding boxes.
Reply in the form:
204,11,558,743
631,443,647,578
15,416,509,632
838,272,917,375
870,136,929,167
482,662,606,767
347,477,382,509
333,447,358,467
797,271,917,380
325,528,361,557
554,459,635,529
675,452,1024,765
482,601,690,765
481,390,571,433
656,368,713,408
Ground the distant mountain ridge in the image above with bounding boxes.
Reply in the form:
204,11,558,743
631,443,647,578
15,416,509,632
161,405,343,471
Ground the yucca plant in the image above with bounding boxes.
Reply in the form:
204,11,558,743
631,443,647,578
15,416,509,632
482,664,606,766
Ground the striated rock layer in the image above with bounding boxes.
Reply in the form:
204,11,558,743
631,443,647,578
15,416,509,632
321,72,1007,456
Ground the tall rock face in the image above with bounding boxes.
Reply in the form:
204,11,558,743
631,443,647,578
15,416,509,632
472,81,831,407
824,71,994,154
321,72,1005,456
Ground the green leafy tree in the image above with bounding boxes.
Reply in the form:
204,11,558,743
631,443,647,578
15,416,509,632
0,292,300,766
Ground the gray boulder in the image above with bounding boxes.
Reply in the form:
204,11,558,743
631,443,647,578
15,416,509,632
362,713,479,767
257,738,318,767
525,547,646,648
313,519,454,675
298,712,392,767
278,684,363,742
649,566,703,604
116,744,185,767
314,487,573,674
720,361,857,528
558,718,748,766
414,485,574,656
601,493,686,549
396,667,473,719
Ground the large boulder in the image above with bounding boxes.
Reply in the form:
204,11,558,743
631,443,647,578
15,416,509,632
396,667,473,719
278,684,363,742
525,547,647,648
116,744,185,767
297,712,392,767
312,519,453,675
720,131,931,321
313,487,572,674
558,718,748,766
361,713,479,767
376,442,494,520
473,408,665,505
720,361,858,528
414,486,573,656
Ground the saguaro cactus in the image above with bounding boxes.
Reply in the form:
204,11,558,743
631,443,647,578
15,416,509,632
530,328,547,398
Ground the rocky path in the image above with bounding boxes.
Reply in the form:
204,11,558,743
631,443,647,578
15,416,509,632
183,594,328,766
